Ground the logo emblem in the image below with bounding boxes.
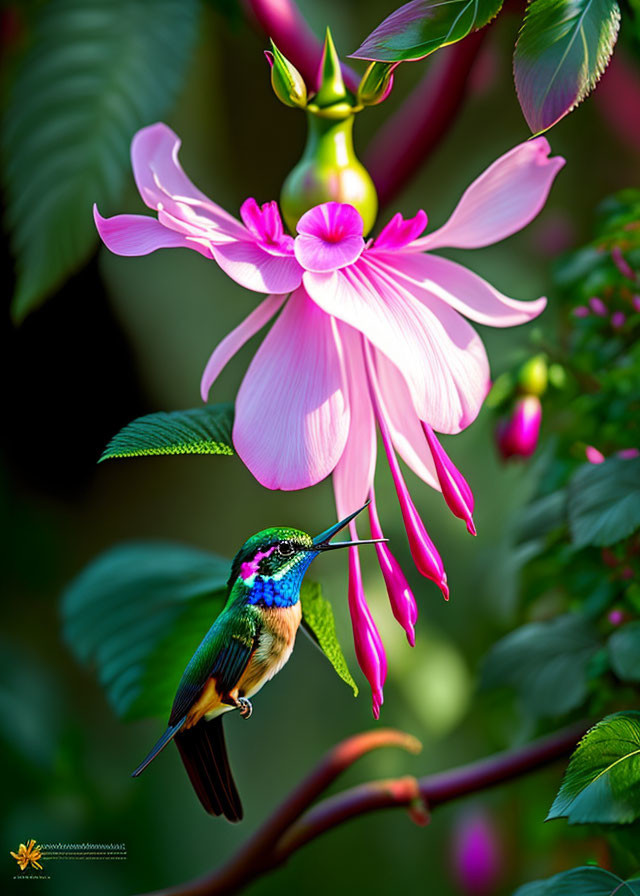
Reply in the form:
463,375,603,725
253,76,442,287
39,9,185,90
10,840,43,871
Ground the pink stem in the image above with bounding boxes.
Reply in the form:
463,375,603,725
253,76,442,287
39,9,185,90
243,0,359,92
365,31,487,208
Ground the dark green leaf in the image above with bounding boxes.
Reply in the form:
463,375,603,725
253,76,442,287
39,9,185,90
351,0,503,62
568,456,640,548
513,865,640,895
100,404,235,461
548,711,640,824
300,581,358,696
480,614,600,718
61,541,229,720
2,0,199,321
608,622,640,683
515,488,567,544
514,0,621,135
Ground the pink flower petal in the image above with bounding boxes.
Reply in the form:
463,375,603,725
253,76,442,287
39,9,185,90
93,206,211,257
131,123,245,236
373,210,428,250
211,241,303,294
304,257,489,434
200,294,287,402
332,324,377,517
376,252,547,327
233,287,349,490
409,139,565,251
294,202,365,272
369,348,439,490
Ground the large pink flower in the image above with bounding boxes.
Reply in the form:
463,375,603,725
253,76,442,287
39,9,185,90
95,122,564,715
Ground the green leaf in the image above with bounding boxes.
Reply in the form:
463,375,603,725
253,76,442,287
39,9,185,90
480,614,600,718
515,488,567,544
2,0,199,321
513,0,621,135
568,456,640,549
608,622,640,683
100,404,235,461
300,581,358,696
61,541,229,720
513,865,640,895
548,712,640,824
350,0,503,63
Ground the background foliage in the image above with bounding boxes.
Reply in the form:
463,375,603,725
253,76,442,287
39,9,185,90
2,0,640,894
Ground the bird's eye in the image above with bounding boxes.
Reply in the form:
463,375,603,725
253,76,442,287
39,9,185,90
277,541,294,557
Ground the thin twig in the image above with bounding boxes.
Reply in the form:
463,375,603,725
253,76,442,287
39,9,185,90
137,721,587,896
365,31,487,209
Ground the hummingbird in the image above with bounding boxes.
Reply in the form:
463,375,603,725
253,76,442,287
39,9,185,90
131,502,382,821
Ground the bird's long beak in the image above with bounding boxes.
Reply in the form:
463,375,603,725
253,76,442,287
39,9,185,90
311,500,387,551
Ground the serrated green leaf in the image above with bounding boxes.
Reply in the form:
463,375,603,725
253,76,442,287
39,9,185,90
513,865,640,895
514,0,621,135
608,621,640,684
568,456,640,548
548,711,640,824
300,581,358,696
61,541,229,720
100,404,235,461
350,0,503,62
2,0,199,321
480,613,600,718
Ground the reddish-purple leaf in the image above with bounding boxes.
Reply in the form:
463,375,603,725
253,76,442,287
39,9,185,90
351,0,503,62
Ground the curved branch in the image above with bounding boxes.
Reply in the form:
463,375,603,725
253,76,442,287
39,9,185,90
243,0,359,92
365,31,487,209
137,721,587,896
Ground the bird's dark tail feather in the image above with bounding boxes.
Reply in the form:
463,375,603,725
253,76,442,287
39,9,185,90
131,717,186,777
175,717,243,821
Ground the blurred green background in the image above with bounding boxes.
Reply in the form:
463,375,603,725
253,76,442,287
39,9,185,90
2,1,637,893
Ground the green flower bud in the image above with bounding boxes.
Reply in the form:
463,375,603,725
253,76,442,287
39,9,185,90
313,28,348,109
518,355,548,396
279,28,377,235
357,62,395,106
267,41,307,109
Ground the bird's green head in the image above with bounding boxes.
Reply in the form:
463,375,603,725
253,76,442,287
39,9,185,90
228,502,384,607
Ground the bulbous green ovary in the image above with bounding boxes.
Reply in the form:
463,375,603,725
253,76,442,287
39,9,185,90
280,112,378,237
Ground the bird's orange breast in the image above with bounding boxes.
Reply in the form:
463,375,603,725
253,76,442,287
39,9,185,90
187,602,302,727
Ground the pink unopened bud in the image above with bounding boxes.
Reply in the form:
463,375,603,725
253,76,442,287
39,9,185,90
612,246,635,281
608,608,625,626
496,395,541,460
451,809,502,896
347,535,386,718
585,445,605,464
368,494,418,646
573,305,590,318
611,310,626,329
618,448,639,459
423,424,476,535
589,296,607,316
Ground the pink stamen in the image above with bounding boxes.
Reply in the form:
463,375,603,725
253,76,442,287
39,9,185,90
347,526,386,717
364,342,449,600
368,492,418,646
423,423,476,535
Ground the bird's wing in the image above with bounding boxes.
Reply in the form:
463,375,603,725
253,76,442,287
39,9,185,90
169,605,259,726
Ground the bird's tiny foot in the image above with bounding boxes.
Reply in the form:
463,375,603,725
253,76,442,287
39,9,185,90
238,697,253,719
